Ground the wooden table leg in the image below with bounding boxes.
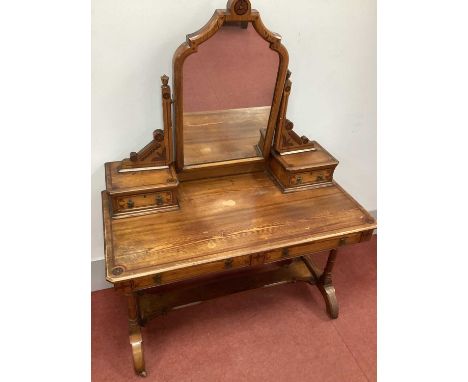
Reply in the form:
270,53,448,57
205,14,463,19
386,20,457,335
317,249,339,319
127,294,147,377
302,249,339,319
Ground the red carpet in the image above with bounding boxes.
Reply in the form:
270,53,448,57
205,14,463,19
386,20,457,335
92,236,376,382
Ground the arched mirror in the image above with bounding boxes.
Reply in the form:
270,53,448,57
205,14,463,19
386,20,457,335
173,0,290,176
183,23,279,166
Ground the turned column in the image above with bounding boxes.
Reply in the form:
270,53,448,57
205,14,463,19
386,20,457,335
320,249,337,285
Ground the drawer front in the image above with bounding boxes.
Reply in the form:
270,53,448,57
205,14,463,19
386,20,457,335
114,191,174,213
131,233,362,292
265,232,362,264
290,169,333,187
133,254,251,291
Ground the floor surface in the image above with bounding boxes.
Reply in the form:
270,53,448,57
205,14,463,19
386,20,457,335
92,235,376,382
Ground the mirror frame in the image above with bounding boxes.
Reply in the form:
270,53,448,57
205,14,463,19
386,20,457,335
172,0,289,179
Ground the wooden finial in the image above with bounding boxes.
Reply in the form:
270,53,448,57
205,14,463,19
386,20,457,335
285,119,294,131
153,129,164,142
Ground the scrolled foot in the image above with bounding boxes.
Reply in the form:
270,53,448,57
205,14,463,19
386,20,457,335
317,283,339,319
130,335,146,377
127,294,147,376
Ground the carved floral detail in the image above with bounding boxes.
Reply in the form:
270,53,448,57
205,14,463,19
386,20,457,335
234,0,249,15
111,266,124,276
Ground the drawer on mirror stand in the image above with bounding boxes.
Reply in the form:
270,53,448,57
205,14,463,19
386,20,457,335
105,162,180,219
268,141,338,193
110,190,178,218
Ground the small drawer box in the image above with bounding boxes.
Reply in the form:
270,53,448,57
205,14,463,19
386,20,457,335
269,141,338,193
105,162,179,218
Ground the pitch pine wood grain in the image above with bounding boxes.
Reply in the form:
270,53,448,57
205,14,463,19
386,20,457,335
103,171,375,282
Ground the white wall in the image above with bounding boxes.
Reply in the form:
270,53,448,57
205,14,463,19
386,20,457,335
92,0,376,265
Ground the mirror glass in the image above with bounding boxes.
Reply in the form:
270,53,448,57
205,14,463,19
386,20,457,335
183,22,279,166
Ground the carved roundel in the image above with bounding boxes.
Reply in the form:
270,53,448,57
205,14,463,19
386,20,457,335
234,0,249,15
111,266,124,276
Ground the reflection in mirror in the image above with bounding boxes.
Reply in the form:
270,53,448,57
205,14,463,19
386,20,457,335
183,23,279,166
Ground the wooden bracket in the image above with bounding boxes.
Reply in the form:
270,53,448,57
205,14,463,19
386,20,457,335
119,75,174,172
274,70,316,154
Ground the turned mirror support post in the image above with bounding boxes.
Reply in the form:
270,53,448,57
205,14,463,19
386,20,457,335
127,293,147,377
117,75,174,172
273,70,316,154
274,70,292,150
161,75,174,165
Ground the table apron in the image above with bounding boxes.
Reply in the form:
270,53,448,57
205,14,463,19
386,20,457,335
118,230,371,293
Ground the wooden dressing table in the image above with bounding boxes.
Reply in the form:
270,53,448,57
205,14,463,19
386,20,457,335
101,1,376,377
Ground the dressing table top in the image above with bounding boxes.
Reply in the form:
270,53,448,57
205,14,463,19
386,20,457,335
103,171,376,283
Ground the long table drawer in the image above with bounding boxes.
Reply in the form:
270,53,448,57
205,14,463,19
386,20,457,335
265,232,362,264
131,231,368,292
132,254,251,290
